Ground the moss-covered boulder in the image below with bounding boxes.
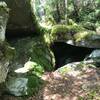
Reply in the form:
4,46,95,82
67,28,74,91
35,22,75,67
0,1,14,84
0,42,15,84
82,22,96,31
2,0,39,36
10,37,55,71
0,2,9,42
50,24,84,42
0,42,15,96
74,30,100,48
6,36,55,96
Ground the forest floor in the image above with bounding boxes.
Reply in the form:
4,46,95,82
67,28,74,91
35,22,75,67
2,67,100,100
29,67,100,100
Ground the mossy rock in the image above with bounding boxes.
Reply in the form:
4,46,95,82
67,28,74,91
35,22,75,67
50,24,84,42
9,37,55,72
74,30,100,48
6,36,55,96
67,19,77,26
74,31,96,42
0,41,15,96
0,1,9,42
74,30,96,42
82,22,96,31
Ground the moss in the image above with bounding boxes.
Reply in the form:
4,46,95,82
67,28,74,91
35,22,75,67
67,19,77,26
10,37,55,72
0,42,15,61
27,75,44,96
4,44,15,61
82,22,96,31
50,24,84,42
74,30,96,42
6,36,55,96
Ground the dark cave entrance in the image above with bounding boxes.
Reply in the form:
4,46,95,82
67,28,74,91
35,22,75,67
50,42,94,69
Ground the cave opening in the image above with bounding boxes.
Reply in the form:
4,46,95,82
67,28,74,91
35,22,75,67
50,42,94,69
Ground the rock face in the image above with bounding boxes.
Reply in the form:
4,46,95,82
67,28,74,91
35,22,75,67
0,1,14,84
50,24,100,48
9,37,55,71
2,0,38,36
0,43,15,83
0,2,15,96
0,2,9,42
74,31,100,48
6,37,55,96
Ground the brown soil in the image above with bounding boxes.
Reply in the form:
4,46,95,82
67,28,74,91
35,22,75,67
2,68,100,100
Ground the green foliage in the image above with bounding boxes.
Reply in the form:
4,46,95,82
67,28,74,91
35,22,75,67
81,22,96,31
11,37,54,72
27,75,44,95
74,30,96,42
67,0,100,24
50,24,85,42
51,25,72,42
31,63,44,77
26,62,45,96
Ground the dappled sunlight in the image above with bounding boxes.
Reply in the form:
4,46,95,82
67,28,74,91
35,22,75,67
15,61,38,73
39,66,100,100
39,22,52,30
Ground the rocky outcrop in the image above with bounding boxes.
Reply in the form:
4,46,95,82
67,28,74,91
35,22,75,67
74,31,100,48
50,23,100,48
0,42,15,83
0,2,14,84
0,2,15,96
0,2,9,42
3,0,39,36
6,36,55,96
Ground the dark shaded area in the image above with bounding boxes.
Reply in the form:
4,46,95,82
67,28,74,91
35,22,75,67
51,42,94,69
6,29,39,39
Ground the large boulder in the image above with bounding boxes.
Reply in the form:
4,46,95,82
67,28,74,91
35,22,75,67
50,24,83,43
74,31,100,48
50,23,100,48
9,37,55,71
6,36,55,96
2,0,39,36
0,42,15,84
0,2,14,84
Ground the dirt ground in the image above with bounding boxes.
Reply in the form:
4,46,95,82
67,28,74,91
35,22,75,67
2,67,100,100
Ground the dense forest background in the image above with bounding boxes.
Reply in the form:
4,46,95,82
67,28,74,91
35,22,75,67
34,0,100,26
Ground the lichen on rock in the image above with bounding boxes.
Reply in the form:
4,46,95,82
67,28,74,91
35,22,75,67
0,1,15,84
0,1,9,42
50,24,84,43
0,42,15,83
